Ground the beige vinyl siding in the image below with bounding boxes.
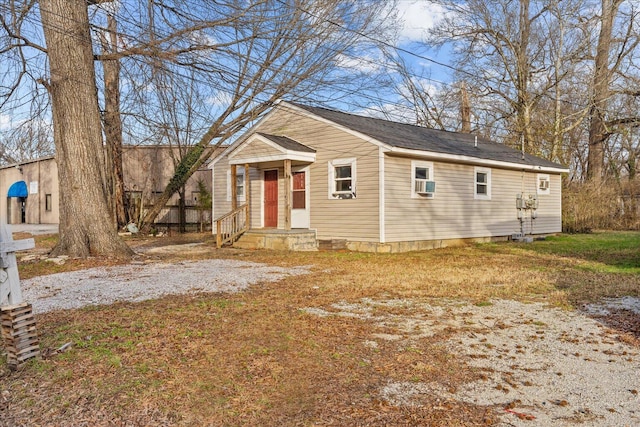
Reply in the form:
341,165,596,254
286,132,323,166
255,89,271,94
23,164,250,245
256,107,380,241
212,159,232,220
532,173,562,232
230,139,282,163
248,168,261,228
212,158,260,228
384,156,562,242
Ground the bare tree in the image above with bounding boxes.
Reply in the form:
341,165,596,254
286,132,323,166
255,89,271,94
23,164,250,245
37,0,133,257
586,0,640,182
99,8,127,228
89,0,396,230
1,0,397,253
0,119,54,165
424,0,557,151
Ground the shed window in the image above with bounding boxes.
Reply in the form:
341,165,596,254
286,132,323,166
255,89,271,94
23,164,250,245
474,167,491,200
328,158,356,199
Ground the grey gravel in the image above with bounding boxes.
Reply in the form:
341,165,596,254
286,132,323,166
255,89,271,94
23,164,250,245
304,298,640,427
22,259,310,313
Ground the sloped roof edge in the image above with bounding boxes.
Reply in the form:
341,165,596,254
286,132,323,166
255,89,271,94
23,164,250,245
287,102,568,172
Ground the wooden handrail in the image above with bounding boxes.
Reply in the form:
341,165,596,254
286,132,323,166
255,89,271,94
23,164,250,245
215,204,249,248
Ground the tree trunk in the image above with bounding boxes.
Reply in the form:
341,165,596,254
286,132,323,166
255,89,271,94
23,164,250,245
587,0,621,182
459,81,471,133
40,0,133,258
515,0,533,152
102,13,128,228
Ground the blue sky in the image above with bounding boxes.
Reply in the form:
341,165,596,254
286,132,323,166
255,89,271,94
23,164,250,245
0,1,453,139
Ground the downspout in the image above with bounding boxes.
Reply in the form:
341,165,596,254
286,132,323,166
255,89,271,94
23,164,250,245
379,146,385,243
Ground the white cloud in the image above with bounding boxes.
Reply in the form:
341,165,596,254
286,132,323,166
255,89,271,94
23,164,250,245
0,114,16,131
206,91,233,108
397,1,446,42
335,53,384,73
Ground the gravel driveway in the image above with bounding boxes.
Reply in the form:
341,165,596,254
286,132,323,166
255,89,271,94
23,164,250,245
18,256,640,426
22,259,310,313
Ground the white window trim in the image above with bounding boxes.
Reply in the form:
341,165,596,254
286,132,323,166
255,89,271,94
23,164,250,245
411,160,435,199
328,158,356,199
226,168,246,202
537,173,551,195
474,167,491,200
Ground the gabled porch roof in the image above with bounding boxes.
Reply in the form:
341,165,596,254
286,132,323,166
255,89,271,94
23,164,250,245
228,132,316,166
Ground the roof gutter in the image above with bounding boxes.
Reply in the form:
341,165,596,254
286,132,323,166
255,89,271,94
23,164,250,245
387,146,570,174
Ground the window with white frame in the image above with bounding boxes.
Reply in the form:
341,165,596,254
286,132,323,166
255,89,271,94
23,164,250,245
226,167,246,202
411,160,435,198
328,158,356,199
537,174,550,195
474,167,491,200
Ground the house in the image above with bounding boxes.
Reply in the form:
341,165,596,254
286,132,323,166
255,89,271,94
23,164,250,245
210,101,569,252
0,146,212,228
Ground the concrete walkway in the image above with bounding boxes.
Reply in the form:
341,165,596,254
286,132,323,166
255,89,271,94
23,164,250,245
9,223,59,235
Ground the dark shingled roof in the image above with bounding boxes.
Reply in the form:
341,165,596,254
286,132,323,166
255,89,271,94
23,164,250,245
290,103,566,170
256,132,316,153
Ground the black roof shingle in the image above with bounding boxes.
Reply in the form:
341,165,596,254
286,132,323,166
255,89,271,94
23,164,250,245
290,103,566,170
256,132,316,153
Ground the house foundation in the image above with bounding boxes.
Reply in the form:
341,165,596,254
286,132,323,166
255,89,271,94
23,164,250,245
234,229,318,251
345,236,510,253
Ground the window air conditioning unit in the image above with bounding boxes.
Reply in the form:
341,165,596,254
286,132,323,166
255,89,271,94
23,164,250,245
539,179,549,191
415,179,436,195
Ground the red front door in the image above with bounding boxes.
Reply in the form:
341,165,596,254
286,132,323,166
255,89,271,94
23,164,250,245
264,170,278,227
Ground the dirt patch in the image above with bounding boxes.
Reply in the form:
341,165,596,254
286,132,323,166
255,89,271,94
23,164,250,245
303,298,640,426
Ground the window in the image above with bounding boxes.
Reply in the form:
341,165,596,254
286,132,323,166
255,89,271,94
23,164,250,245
45,194,52,212
292,171,306,209
328,158,356,199
411,160,435,198
474,167,491,200
226,168,246,202
537,174,550,195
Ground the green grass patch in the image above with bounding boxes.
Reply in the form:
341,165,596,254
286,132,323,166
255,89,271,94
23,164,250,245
529,231,640,273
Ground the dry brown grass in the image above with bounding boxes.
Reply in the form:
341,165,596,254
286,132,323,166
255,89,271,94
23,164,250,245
1,233,639,426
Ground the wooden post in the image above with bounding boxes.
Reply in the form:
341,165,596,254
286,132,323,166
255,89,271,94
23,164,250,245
245,163,251,229
284,159,292,230
230,164,237,211
0,221,39,369
0,221,34,306
216,219,222,248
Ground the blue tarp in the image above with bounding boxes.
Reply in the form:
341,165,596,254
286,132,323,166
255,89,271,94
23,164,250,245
7,181,28,198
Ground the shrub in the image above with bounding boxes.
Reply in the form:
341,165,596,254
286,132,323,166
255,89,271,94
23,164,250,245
563,180,639,232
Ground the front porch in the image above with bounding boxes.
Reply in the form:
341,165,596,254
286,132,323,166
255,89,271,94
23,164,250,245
214,132,317,250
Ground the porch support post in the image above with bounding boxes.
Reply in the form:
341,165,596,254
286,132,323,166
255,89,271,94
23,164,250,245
284,159,291,230
244,163,250,228
230,164,237,210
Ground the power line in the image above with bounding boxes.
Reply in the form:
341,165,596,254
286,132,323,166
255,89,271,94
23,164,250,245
0,0,632,149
